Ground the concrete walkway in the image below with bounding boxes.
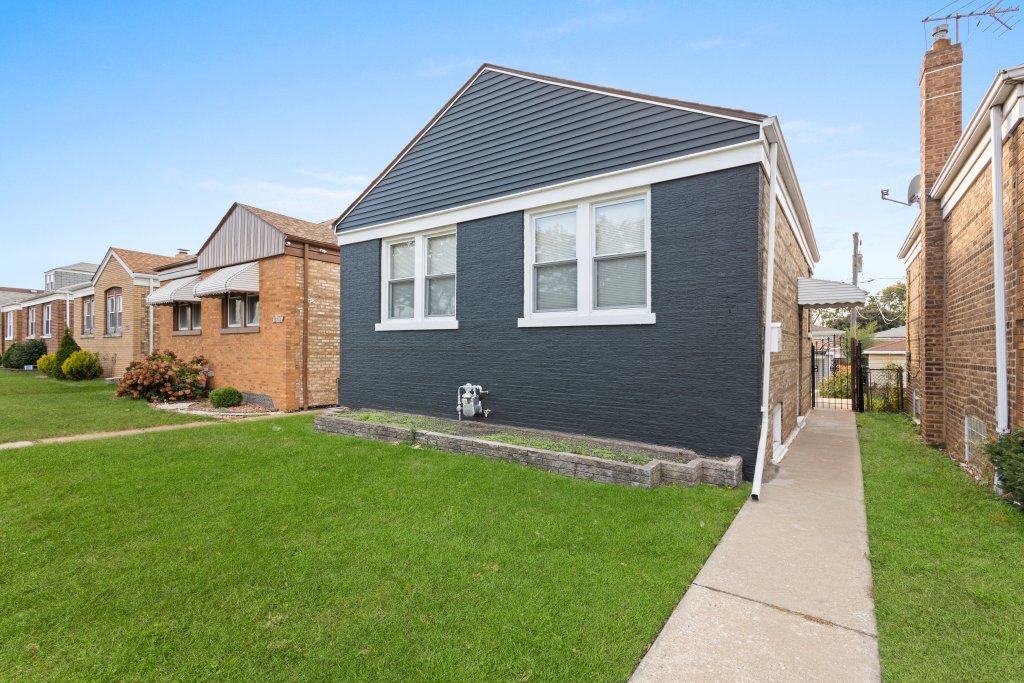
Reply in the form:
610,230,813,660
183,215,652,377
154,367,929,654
631,409,880,682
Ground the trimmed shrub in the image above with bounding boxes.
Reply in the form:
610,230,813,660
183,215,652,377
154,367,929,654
0,343,17,368
52,329,81,380
2,339,47,369
61,350,103,381
986,430,1024,505
36,353,57,376
117,350,208,402
209,387,244,409
818,367,851,399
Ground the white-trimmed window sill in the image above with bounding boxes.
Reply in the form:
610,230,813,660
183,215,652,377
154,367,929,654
375,319,459,332
517,312,656,328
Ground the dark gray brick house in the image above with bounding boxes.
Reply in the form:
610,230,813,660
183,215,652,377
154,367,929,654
332,64,836,481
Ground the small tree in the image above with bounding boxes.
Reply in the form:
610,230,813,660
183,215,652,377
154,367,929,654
52,329,81,380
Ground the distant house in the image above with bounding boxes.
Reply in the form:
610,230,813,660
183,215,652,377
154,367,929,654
863,339,908,371
0,262,98,355
330,64,864,480
71,247,182,377
147,203,340,410
873,324,906,341
0,287,44,356
897,24,1024,473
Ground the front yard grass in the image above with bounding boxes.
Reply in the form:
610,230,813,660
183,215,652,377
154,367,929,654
857,412,1024,681
0,414,748,681
0,370,207,443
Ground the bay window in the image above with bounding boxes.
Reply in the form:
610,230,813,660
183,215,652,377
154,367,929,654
106,288,122,335
377,228,457,331
520,190,654,327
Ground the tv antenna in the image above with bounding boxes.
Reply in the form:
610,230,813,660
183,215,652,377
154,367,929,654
923,1,1020,41
881,175,921,207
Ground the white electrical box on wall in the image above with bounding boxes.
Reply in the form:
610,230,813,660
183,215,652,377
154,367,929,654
770,322,782,353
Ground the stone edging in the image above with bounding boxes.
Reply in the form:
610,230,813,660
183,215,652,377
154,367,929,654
314,414,742,489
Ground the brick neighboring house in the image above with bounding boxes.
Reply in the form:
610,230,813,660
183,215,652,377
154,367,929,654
0,262,97,355
148,203,340,411
0,287,44,356
71,247,183,377
897,25,1024,478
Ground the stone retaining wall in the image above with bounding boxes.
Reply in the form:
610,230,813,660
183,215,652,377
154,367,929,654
314,414,742,489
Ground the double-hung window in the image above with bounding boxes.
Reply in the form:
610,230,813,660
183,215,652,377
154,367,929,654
223,293,258,332
106,288,122,335
28,308,36,337
5,312,13,340
42,304,52,337
377,229,457,331
83,297,94,336
520,190,654,327
174,302,202,334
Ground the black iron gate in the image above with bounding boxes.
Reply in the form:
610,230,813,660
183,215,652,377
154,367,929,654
811,333,856,410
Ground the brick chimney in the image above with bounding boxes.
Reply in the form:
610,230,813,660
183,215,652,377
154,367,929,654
918,24,963,445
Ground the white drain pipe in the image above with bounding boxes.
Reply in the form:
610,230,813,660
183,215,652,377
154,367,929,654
990,106,1009,433
752,135,780,501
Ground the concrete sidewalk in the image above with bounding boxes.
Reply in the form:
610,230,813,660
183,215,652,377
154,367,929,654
631,409,880,682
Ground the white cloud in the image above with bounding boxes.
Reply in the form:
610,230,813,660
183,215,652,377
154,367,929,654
196,178,360,220
784,120,864,145
297,170,370,185
687,38,727,50
417,58,484,78
523,8,640,39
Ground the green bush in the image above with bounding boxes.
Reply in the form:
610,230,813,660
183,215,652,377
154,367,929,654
2,339,47,369
818,367,851,399
36,353,57,376
986,430,1024,505
0,343,16,368
61,350,103,381
209,387,243,408
52,329,81,380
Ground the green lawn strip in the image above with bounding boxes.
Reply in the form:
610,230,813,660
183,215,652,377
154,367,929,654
347,409,653,464
0,371,208,443
0,415,747,681
857,413,1024,681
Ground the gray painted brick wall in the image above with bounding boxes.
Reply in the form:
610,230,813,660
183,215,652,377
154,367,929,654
339,165,763,475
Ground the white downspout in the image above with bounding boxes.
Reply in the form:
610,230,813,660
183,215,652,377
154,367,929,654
148,278,155,354
990,106,1009,433
752,137,780,501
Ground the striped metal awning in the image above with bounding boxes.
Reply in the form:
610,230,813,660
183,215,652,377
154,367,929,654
797,277,868,308
194,262,260,297
146,275,200,306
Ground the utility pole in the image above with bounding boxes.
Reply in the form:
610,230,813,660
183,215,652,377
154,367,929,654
851,232,861,333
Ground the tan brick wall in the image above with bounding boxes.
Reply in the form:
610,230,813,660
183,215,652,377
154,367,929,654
761,169,813,461
155,252,339,411
74,258,154,377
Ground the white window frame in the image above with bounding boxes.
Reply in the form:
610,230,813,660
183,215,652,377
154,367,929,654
106,291,122,335
5,312,12,340
964,415,986,462
42,304,52,337
28,308,36,337
376,226,458,332
83,297,94,335
519,188,655,328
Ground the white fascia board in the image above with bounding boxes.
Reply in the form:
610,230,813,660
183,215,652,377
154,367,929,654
903,236,922,267
71,287,95,299
337,140,765,246
761,116,820,264
16,292,71,307
133,275,158,286
864,350,906,355
897,214,922,260
158,262,201,283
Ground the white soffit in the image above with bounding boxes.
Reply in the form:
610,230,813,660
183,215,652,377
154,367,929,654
146,275,201,305
194,262,260,297
797,277,868,308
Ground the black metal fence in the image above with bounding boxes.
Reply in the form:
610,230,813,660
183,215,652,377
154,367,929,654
859,365,905,413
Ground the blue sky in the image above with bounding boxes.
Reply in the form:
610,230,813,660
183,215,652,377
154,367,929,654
1,1,1021,292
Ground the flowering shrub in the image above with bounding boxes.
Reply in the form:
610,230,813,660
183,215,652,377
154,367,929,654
117,351,208,402
61,350,103,380
36,353,57,376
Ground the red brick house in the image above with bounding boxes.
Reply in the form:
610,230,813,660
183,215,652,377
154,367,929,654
0,262,97,355
148,203,340,411
898,24,1024,479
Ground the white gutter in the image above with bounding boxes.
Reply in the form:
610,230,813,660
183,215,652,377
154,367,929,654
751,136,779,501
991,106,1009,433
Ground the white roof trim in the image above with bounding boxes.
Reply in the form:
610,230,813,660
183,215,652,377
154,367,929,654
797,277,868,308
147,275,201,305
863,349,906,355
762,117,819,263
194,262,260,297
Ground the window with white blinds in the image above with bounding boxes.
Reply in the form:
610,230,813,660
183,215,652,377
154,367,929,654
378,228,458,331
521,190,655,327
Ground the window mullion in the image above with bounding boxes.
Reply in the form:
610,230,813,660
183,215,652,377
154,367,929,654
413,235,426,321
578,201,593,316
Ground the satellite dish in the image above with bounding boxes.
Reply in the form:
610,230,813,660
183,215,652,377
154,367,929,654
907,174,921,205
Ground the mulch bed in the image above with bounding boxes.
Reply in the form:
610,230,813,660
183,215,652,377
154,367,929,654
187,402,273,415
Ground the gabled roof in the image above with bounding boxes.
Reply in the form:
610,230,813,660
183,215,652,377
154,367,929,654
110,248,181,275
0,288,42,307
874,325,906,339
49,262,98,273
154,254,199,272
864,339,907,354
239,204,335,245
334,63,767,233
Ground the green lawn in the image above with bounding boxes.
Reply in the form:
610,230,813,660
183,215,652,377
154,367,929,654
0,370,206,443
0,415,748,681
857,413,1024,681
